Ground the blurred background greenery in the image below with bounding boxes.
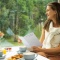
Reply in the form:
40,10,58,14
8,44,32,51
0,0,57,47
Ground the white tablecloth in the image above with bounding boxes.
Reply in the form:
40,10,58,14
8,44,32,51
4,46,49,60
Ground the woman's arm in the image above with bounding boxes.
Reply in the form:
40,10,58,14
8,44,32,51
41,45,60,54
39,28,45,44
32,45,60,54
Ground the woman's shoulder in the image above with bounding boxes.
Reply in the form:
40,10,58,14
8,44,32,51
49,22,60,30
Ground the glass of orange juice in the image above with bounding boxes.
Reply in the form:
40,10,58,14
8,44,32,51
2,49,6,54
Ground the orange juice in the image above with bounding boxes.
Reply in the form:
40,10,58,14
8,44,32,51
2,49,6,54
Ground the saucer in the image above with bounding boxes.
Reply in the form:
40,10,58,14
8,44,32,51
0,55,6,59
17,50,25,54
18,57,37,60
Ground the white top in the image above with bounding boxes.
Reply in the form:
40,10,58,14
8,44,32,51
42,22,60,48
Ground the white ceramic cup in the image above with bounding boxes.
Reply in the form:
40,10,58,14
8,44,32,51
19,46,27,52
23,52,38,60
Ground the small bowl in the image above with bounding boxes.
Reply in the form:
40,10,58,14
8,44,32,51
19,46,27,52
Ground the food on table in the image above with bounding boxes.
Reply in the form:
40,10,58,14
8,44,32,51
7,54,23,60
5,47,12,51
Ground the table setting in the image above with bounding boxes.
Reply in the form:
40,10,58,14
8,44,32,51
0,46,50,60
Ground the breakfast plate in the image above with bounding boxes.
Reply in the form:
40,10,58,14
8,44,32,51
18,58,37,60
7,54,23,60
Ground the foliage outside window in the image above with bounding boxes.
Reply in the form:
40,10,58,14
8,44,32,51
0,0,57,46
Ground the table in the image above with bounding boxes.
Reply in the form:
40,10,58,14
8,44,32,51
4,46,49,60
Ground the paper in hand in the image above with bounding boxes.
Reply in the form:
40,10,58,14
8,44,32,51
19,32,42,48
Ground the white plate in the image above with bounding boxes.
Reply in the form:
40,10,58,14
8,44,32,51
18,57,37,60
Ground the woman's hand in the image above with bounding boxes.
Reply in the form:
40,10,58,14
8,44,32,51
32,46,42,53
17,37,22,43
0,31,4,37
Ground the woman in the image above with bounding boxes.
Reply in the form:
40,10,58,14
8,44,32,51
32,2,60,60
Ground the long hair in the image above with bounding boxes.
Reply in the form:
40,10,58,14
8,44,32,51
43,2,60,31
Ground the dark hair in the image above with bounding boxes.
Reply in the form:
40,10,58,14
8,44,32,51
43,2,60,31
